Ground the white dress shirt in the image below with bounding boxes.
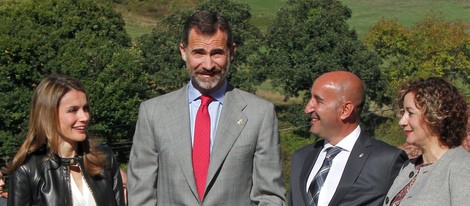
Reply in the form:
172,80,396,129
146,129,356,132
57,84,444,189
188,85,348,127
306,126,361,206
70,174,96,206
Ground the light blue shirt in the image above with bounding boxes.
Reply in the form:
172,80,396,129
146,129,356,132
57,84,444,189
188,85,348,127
188,80,226,154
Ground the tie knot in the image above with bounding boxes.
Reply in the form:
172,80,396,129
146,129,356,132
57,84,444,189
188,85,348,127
200,95,213,107
325,146,342,160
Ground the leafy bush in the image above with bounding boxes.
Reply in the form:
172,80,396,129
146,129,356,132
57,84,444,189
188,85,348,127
0,0,150,163
365,14,470,91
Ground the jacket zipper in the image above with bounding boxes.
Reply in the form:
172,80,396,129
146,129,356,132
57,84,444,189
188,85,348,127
65,165,72,206
78,163,98,205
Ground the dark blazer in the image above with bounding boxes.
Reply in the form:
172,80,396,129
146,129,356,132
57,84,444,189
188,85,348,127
289,132,407,206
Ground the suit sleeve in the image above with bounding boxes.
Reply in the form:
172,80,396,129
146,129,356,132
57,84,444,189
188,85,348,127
386,148,408,189
127,102,159,206
7,165,33,206
449,153,470,205
287,188,293,206
250,103,287,205
106,147,126,206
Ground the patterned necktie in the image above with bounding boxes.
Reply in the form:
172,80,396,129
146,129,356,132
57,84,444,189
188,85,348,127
308,146,342,206
192,95,213,201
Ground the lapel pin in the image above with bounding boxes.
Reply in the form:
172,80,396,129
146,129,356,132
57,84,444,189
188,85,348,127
359,153,364,158
237,119,243,125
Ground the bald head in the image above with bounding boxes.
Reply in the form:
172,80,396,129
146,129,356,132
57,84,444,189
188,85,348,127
314,71,365,115
305,71,365,143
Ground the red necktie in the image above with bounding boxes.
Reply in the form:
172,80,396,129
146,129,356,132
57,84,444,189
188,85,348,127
192,95,213,201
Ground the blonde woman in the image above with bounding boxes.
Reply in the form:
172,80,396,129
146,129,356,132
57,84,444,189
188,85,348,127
6,74,125,206
384,77,470,206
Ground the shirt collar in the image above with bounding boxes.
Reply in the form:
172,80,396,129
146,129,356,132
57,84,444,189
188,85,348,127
188,80,227,104
323,125,361,152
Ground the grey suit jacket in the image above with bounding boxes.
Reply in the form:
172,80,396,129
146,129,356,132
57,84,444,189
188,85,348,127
128,84,286,206
289,132,407,206
383,146,470,206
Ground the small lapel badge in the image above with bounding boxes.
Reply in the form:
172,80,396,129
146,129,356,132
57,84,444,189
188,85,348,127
359,153,364,158
237,119,243,125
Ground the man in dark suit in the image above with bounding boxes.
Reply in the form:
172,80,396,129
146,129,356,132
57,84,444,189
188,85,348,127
289,71,407,206
127,10,286,205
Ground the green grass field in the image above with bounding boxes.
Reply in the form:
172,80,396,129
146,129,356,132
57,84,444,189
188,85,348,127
119,0,470,40
233,0,284,32
342,0,470,37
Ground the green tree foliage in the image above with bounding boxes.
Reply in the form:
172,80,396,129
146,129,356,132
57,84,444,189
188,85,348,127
265,0,385,100
264,0,386,132
137,0,265,93
365,15,470,90
0,0,149,161
137,22,187,94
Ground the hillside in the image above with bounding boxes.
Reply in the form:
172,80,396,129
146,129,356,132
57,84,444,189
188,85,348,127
107,0,470,40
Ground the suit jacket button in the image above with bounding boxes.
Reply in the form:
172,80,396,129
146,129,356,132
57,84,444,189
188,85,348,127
385,197,389,204
409,171,414,178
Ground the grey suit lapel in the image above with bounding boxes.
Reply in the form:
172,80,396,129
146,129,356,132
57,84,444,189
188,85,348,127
206,86,247,189
329,132,371,205
165,86,200,198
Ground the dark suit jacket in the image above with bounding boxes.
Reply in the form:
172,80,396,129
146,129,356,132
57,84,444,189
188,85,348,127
288,132,407,206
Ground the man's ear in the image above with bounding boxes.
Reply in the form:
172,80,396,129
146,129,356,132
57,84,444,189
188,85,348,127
230,43,237,61
340,101,354,120
179,43,186,61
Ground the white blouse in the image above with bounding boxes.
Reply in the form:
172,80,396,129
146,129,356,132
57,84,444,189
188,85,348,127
70,173,97,206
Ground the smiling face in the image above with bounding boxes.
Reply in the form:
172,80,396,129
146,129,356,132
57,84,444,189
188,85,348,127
58,89,90,148
304,78,342,140
304,72,364,144
180,28,236,94
399,92,435,149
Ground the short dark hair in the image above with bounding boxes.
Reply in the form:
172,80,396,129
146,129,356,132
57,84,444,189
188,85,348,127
397,77,467,148
181,10,233,48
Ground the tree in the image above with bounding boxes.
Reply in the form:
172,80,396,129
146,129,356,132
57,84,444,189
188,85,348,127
0,0,150,161
365,14,470,90
137,0,266,94
265,0,385,101
264,0,386,131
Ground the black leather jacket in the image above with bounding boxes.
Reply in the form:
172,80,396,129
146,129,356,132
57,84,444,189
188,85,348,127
7,146,125,206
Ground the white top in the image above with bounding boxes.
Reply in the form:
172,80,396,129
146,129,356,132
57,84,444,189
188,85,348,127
70,173,97,206
306,126,361,206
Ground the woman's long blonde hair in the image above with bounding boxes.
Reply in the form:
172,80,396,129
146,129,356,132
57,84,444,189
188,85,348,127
6,74,107,176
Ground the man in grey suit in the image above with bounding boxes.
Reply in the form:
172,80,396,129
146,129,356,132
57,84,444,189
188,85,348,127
289,71,407,206
128,10,286,205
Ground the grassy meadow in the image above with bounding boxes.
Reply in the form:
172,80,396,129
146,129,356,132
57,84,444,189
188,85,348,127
118,0,470,40
233,0,284,32
342,0,470,37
